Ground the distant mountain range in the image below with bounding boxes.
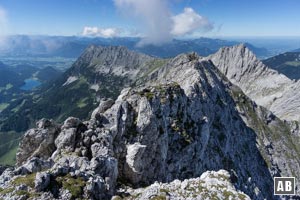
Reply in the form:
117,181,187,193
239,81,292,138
292,48,300,52
0,35,272,59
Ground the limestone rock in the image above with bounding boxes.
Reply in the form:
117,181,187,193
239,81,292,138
55,128,77,152
62,117,81,129
34,172,51,192
91,98,115,119
16,119,59,166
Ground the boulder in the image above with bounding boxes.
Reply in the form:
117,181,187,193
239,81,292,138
55,128,77,151
91,98,115,119
15,157,53,175
35,172,51,192
84,176,106,199
62,117,81,129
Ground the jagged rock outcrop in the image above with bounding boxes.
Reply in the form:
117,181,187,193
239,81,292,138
1,46,300,199
209,44,300,122
16,118,60,166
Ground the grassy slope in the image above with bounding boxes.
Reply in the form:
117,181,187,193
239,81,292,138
0,132,22,165
0,145,18,166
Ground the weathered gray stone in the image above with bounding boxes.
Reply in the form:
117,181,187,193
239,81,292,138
16,119,59,166
35,172,51,192
84,176,106,199
62,117,81,129
15,157,53,175
91,143,109,157
91,98,115,119
55,128,77,151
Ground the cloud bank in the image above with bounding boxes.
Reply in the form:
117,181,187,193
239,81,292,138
82,27,121,38
114,0,173,46
113,0,214,46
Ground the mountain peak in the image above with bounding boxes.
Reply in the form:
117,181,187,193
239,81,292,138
218,43,256,60
209,44,297,120
208,44,262,82
70,45,155,78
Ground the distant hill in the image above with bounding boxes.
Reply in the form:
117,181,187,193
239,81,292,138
35,66,62,82
263,52,300,79
292,48,300,52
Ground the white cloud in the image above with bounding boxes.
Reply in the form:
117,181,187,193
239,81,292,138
82,27,122,38
171,7,213,36
114,0,173,46
113,0,214,46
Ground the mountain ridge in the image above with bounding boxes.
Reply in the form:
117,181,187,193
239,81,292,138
0,44,299,199
0,35,272,59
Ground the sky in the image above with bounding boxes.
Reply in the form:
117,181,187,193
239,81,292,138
0,0,300,45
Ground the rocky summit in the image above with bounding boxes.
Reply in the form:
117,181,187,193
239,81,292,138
0,45,299,200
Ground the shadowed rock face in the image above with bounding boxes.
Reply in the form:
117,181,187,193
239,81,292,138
0,46,299,200
0,166,8,176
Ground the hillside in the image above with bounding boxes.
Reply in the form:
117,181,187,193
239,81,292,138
263,52,300,79
0,46,162,133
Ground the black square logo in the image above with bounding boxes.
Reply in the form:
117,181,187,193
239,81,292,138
274,177,295,195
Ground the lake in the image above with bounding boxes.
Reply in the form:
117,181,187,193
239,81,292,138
20,79,41,91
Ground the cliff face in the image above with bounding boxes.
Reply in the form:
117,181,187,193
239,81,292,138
0,46,299,200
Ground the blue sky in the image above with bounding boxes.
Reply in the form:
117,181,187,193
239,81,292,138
0,0,299,38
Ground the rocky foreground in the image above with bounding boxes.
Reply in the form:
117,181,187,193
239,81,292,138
0,45,300,199
117,170,250,200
